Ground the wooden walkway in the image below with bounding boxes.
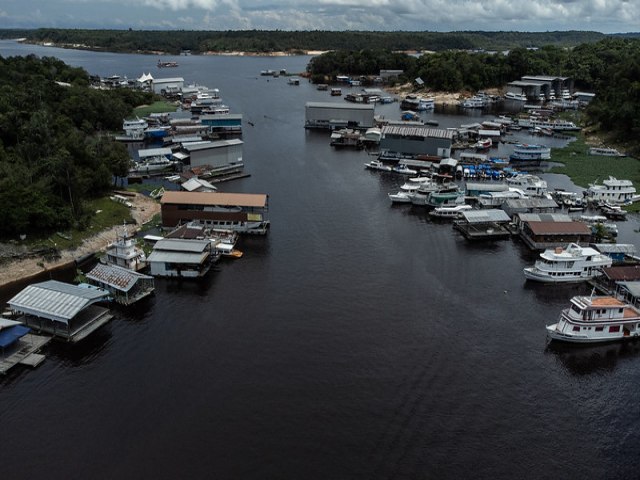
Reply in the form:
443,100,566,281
0,333,51,375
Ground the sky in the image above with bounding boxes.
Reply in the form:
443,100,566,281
1,0,638,33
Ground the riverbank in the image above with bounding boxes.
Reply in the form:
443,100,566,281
0,193,160,289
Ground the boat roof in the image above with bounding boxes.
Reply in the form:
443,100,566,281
7,280,110,324
161,191,268,208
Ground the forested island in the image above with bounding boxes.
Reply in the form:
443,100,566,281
1,29,634,54
0,55,154,239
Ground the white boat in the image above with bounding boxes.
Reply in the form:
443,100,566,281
364,160,392,172
409,180,446,206
129,157,177,174
105,224,147,272
388,191,414,203
425,186,466,208
462,96,487,108
392,164,418,175
122,117,148,140
523,243,612,283
477,188,527,207
400,94,434,111
505,91,527,101
586,176,636,205
473,138,492,150
588,147,625,157
506,174,548,197
517,117,580,131
579,215,618,237
429,204,472,219
509,144,551,165
546,295,640,343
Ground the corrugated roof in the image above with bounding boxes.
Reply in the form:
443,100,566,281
154,238,211,252
161,191,268,208
138,147,172,159
7,280,110,324
153,77,184,83
517,213,572,222
461,209,511,223
592,243,637,254
86,264,152,292
618,281,640,297
504,198,558,208
603,266,640,282
527,221,592,235
182,139,243,152
381,125,454,140
147,250,210,264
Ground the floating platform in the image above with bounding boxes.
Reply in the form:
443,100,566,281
0,333,51,375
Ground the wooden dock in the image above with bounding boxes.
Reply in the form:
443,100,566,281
0,333,51,375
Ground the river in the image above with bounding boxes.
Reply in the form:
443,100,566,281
1,40,640,480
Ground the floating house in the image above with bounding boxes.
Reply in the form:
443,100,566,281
7,281,113,343
200,113,243,137
304,102,375,130
85,264,155,305
591,244,638,264
453,209,513,241
160,191,270,234
514,213,592,250
180,139,244,170
152,77,184,95
379,125,453,159
147,238,215,278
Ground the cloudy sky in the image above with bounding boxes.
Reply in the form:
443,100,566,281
1,0,637,33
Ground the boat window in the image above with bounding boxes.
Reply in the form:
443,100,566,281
619,308,624,313
609,325,620,333
572,326,580,332
571,304,581,315
595,326,604,331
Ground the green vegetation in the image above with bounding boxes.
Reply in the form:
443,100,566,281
0,54,153,240
0,29,619,55
133,100,177,117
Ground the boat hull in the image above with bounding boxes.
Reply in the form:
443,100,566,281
523,268,598,283
546,324,640,344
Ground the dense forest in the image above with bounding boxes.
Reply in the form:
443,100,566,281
0,29,621,54
0,55,154,238
308,38,640,151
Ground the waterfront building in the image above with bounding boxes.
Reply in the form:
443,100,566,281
304,102,375,130
514,213,592,250
147,238,215,278
379,125,453,159
85,264,155,305
7,281,113,343
180,139,244,171
151,77,184,95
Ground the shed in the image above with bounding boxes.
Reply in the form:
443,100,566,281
147,238,214,278
152,77,184,94
502,197,558,216
7,280,113,342
380,125,453,158
518,218,592,251
181,139,243,169
591,243,637,264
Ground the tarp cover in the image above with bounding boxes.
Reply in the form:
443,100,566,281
0,324,30,348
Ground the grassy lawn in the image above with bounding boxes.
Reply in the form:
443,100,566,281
549,131,640,211
37,197,134,251
132,100,177,117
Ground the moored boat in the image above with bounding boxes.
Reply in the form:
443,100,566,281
364,159,392,172
429,204,472,219
523,243,612,283
546,295,640,343
586,177,636,205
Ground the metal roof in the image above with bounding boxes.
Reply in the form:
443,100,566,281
182,139,243,152
7,280,110,324
461,209,511,223
527,221,592,235
305,102,375,110
517,213,572,222
154,238,211,253
381,125,454,140
618,281,640,297
138,147,172,159
200,113,243,121
147,250,210,264
504,198,558,209
592,243,637,254
181,178,217,192
153,77,184,83
86,264,152,292
161,191,268,208
603,266,640,282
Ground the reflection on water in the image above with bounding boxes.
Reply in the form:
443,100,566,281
546,340,640,375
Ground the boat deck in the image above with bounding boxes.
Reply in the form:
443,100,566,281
0,334,52,375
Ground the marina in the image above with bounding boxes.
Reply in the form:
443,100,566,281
1,40,640,480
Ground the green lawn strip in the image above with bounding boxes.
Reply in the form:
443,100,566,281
549,132,640,211
132,100,178,117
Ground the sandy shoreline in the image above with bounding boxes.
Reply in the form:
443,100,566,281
0,193,160,289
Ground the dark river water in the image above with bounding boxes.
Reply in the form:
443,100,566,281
2,40,640,480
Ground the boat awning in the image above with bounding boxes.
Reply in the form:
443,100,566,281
0,324,30,348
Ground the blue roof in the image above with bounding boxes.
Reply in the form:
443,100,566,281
0,324,30,348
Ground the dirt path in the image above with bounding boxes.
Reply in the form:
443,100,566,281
0,193,160,289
